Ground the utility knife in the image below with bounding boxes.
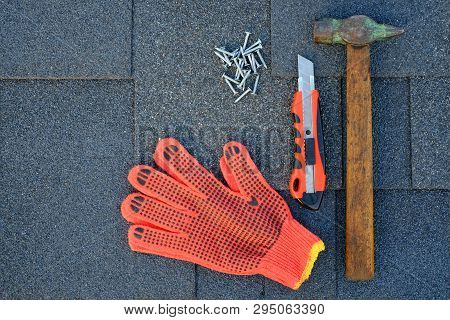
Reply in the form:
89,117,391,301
289,55,326,210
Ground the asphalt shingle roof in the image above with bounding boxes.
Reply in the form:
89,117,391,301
0,0,132,77
0,0,448,299
411,77,450,189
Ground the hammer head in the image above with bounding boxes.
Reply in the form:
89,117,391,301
314,15,404,46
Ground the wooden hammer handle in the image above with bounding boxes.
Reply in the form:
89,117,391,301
345,44,374,280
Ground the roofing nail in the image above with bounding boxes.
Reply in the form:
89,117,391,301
239,64,246,78
252,74,260,95
245,39,262,51
224,77,238,95
215,51,231,66
222,74,240,84
243,32,251,50
234,67,240,80
254,56,261,69
247,53,254,72
240,46,249,66
234,58,244,78
214,51,226,62
256,50,267,69
238,70,251,89
249,54,257,73
223,54,232,66
234,88,252,103
215,47,234,57
243,44,263,55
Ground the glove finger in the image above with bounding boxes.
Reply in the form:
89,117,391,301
128,165,206,212
128,225,190,258
219,156,240,192
121,192,196,233
222,141,273,199
153,137,229,196
128,225,257,276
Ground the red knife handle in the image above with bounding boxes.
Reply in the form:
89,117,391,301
289,89,326,200
289,90,306,198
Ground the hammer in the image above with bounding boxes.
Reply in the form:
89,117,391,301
313,15,404,280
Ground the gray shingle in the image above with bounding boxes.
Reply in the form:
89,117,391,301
0,0,131,77
264,191,336,299
197,269,264,300
0,80,134,161
0,80,195,299
336,190,449,299
271,0,448,77
372,79,411,189
411,77,450,189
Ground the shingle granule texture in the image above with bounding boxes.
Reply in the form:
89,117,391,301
371,79,411,189
0,0,131,77
411,77,450,189
197,269,264,300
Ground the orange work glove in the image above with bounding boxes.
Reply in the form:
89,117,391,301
121,138,325,289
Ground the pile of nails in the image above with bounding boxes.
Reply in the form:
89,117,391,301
214,32,267,103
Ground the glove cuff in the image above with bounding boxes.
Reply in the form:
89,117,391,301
259,218,325,289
